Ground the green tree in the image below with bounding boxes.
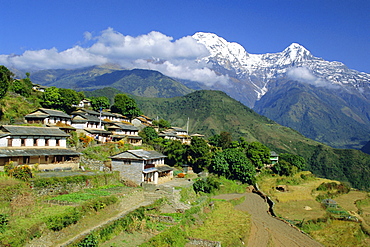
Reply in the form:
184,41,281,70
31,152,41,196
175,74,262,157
245,142,270,169
279,153,306,171
271,160,297,176
208,131,232,149
90,96,110,111
41,87,80,113
9,78,33,97
0,66,13,99
209,151,230,178
41,87,61,109
223,148,256,184
164,140,188,167
139,126,158,144
187,136,211,172
153,118,171,130
111,94,142,120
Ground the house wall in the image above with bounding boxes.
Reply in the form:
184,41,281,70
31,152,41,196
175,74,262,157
71,123,86,129
0,137,8,147
111,159,144,185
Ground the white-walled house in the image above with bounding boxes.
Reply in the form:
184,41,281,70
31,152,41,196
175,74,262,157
107,123,142,145
110,149,173,185
25,108,72,125
0,125,80,170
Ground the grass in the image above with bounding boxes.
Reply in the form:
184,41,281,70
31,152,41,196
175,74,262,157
187,200,250,246
257,172,370,245
310,220,370,247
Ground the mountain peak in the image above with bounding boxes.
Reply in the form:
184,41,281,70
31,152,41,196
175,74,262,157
280,43,313,63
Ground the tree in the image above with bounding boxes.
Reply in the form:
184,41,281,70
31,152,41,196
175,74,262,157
279,153,306,171
245,142,270,169
153,118,171,130
139,126,158,144
111,94,142,120
90,96,110,111
271,160,298,176
210,148,256,184
187,136,211,172
208,131,232,149
0,66,13,99
164,140,187,166
41,87,80,113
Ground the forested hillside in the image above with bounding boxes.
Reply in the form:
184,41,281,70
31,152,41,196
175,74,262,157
132,90,370,190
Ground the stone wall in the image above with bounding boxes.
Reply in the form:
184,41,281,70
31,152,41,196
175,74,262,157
187,237,221,247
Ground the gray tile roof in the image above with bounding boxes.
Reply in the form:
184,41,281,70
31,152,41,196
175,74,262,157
110,149,166,160
0,148,80,157
111,123,139,131
84,128,112,135
25,108,71,119
1,125,69,137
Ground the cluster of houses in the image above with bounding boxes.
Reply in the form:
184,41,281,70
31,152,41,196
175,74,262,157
0,99,279,186
0,105,199,185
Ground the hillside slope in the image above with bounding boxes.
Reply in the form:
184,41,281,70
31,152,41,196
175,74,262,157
133,90,370,190
30,66,194,98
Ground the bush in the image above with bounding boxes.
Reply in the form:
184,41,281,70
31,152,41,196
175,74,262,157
46,207,82,231
193,177,220,194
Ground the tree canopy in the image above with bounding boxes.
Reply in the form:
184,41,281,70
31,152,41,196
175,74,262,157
90,96,110,111
0,66,13,99
111,94,142,120
41,87,82,113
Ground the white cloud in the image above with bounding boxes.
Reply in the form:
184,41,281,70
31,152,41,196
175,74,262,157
0,28,229,85
287,67,339,89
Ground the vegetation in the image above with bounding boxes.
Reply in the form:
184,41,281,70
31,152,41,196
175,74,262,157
0,66,13,99
111,93,142,120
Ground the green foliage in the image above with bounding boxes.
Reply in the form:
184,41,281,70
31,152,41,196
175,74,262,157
152,118,171,130
140,225,187,247
9,77,33,97
46,207,82,231
209,131,233,149
193,176,221,194
164,140,187,167
78,234,98,247
210,148,256,184
271,160,298,176
187,136,211,172
0,65,13,99
90,96,110,111
139,126,158,144
0,214,9,233
40,87,81,113
245,141,271,169
279,153,306,170
5,163,33,181
111,93,142,119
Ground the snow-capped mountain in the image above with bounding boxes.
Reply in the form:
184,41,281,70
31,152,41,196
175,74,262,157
192,32,370,103
192,32,370,150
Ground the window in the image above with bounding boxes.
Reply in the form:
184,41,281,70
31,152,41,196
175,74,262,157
33,139,38,146
45,139,49,146
56,139,60,146
21,139,26,146
123,160,131,165
7,138,12,147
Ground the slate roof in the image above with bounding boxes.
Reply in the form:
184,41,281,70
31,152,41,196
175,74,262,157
143,165,173,173
110,149,166,160
71,114,102,123
25,108,71,119
71,109,100,116
0,148,80,157
110,123,139,131
84,128,112,135
0,125,69,137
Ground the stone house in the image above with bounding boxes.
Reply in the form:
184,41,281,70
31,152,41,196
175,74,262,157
110,149,173,185
0,125,80,170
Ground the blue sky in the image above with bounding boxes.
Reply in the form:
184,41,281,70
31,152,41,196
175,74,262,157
1,0,369,73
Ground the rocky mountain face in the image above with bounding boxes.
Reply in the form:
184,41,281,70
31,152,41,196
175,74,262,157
192,32,370,149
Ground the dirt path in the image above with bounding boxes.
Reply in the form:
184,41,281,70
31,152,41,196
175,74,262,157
213,193,323,247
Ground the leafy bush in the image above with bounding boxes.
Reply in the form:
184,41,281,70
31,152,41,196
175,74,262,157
0,214,8,233
193,177,220,194
46,207,82,231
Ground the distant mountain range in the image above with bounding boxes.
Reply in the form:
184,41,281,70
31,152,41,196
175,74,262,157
24,32,370,150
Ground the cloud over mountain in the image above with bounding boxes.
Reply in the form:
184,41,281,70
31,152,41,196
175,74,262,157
0,28,229,85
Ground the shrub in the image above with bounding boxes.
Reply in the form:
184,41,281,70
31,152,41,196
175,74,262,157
46,207,82,231
193,176,220,194
177,173,185,178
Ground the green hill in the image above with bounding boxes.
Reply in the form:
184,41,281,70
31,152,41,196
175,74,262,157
30,66,194,98
133,90,370,190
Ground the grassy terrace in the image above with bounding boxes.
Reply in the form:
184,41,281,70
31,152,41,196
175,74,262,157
257,171,370,246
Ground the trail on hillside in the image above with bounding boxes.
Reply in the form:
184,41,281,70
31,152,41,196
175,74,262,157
213,193,323,247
